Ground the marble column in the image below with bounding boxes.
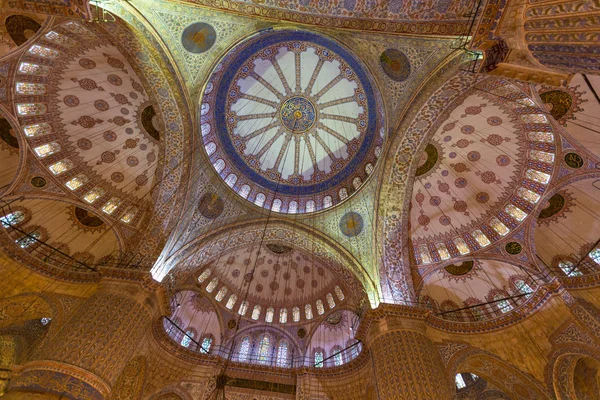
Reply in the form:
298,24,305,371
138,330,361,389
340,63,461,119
359,305,453,399
4,277,165,399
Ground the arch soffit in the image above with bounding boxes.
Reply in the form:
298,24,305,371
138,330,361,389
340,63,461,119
172,285,225,338
226,323,302,355
0,292,56,330
0,104,28,195
165,218,375,303
545,344,600,400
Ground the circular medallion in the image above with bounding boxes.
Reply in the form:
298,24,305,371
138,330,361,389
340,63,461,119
198,192,224,219
181,22,216,54
564,152,583,169
227,319,237,329
339,212,364,237
297,328,307,338
280,97,316,133
201,30,385,214
30,176,46,188
380,49,411,82
505,242,522,255
444,261,474,276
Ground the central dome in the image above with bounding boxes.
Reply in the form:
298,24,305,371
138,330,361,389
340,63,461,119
200,30,385,213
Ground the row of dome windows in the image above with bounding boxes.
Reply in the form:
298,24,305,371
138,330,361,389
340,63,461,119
0,211,40,249
15,43,138,225
198,269,345,323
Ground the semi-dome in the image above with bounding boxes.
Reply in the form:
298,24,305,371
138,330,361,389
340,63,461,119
200,29,385,214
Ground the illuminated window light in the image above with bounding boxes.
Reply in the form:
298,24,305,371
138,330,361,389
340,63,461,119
18,62,49,75
215,286,227,302
254,193,266,207
505,204,527,222
453,237,470,255
83,188,105,204
239,185,250,199
205,142,216,156
120,207,137,224
279,308,287,323
471,230,491,247
292,306,300,322
198,269,211,283
306,200,315,213
24,123,51,137
49,159,73,175
288,201,298,214
271,199,282,212
213,159,225,173
28,45,59,58
339,188,348,200
323,196,333,208
527,131,554,142
316,300,325,315
206,277,218,293
521,114,548,123
65,174,88,190
265,307,274,323
225,294,237,309
34,142,60,158
17,103,46,116
490,218,509,236
305,304,313,320
238,301,249,316
418,244,432,264
517,187,540,204
16,82,46,95
529,150,555,164
101,198,121,215
251,305,261,320
435,242,451,260
365,163,374,175
334,285,345,301
352,177,362,190
0,211,24,228
326,293,336,309
526,169,551,185
225,173,237,187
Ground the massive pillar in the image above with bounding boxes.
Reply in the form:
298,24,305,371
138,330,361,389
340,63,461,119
359,305,453,399
4,277,165,399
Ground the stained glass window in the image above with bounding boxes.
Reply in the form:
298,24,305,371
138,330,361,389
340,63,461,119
83,188,105,204
316,299,325,315
40,317,52,325
590,249,600,265
314,351,324,368
526,169,551,185
455,374,466,389
24,123,51,137
271,199,282,212
334,285,345,301
239,185,250,199
494,294,513,313
200,337,212,354
306,200,315,213
339,188,348,200
516,97,536,106
469,306,483,321
471,373,479,380
326,293,336,309
305,304,313,320
205,142,216,155
238,301,249,316
225,173,237,187
101,198,121,215
251,305,261,320
226,294,237,309
18,62,49,75
515,280,533,297
365,163,374,175
435,242,450,260
1,211,24,228
333,350,343,366
323,196,333,208
254,193,266,207
201,103,210,116
374,146,381,157
288,201,298,214
49,159,73,175
490,218,509,236
17,103,46,116
471,230,491,247
181,330,194,348
418,244,432,264
505,204,527,222
28,45,59,58
529,150,554,164
16,82,46,95
238,336,251,362
65,174,88,190
276,341,289,367
45,31,74,47
213,159,225,173
215,286,227,302
257,335,270,364
16,231,40,248
558,261,582,277
527,131,554,143
201,122,211,136
517,187,540,204
265,307,274,323
352,177,362,190
279,308,287,323
34,142,60,158
349,343,359,359
120,207,137,224
292,306,300,322
453,237,470,255
521,114,548,123
206,277,218,293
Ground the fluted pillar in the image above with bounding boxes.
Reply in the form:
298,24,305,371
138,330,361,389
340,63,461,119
4,277,165,399
359,305,453,399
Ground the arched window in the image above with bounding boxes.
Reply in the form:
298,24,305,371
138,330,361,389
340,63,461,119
254,193,266,207
455,373,466,389
23,123,51,137
558,260,582,277
589,249,600,265
316,300,324,315
17,103,46,116
471,230,491,247
339,188,348,200
16,231,40,249
120,207,137,224
292,306,300,322
28,45,59,58
205,142,216,156
435,242,450,260
272,199,282,212
418,245,432,264
181,330,194,348
238,300,249,316
365,163,374,175
213,159,225,173
288,201,298,214
251,305,261,320
526,169,550,185
323,196,333,208
83,188,105,204
514,280,533,298
265,307,274,323
279,308,287,323
1,211,24,228
276,340,289,367
334,285,345,301
238,336,251,362
305,304,313,320
239,185,250,199
206,277,218,293
65,174,88,191
200,103,210,116
19,62,49,76
453,237,470,255
529,150,554,163
494,294,513,313
305,200,315,213
517,187,541,204
225,294,237,310
49,159,73,175
198,269,212,283
16,82,46,95
505,204,527,222
314,351,324,368
40,317,51,325
101,198,121,215
201,122,211,137
490,218,509,236
200,336,212,354
215,286,227,301
257,334,270,364
326,293,335,309
333,348,343,366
